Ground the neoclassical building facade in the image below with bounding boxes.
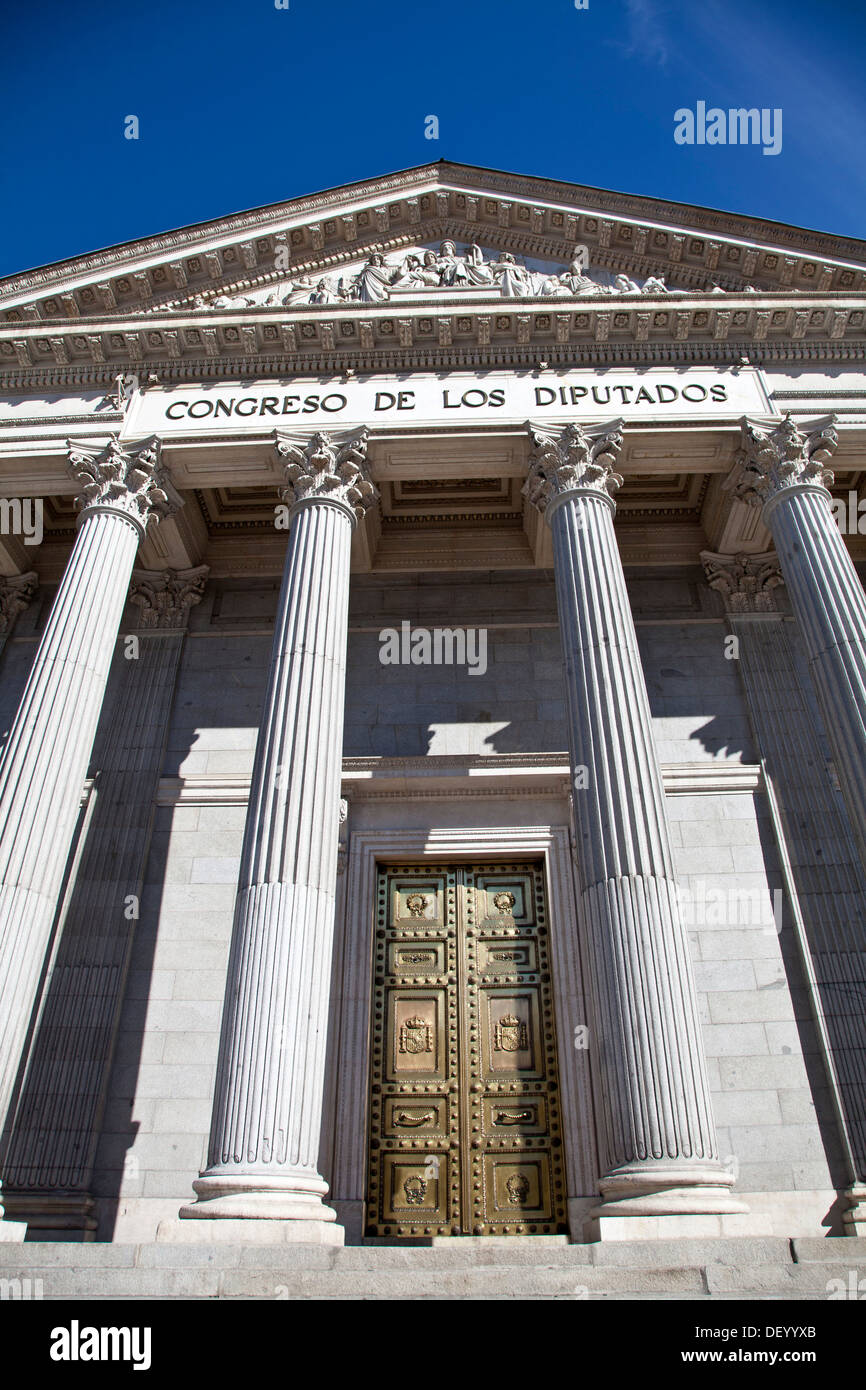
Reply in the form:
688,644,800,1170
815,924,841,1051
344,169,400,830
0,162,865,1247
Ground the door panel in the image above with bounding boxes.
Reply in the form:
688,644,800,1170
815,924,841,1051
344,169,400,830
367,861,566,1237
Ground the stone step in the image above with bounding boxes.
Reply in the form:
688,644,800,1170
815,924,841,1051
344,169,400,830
0,1263,708,1298
2,1237,865,1300
792,1236,866,1262
5,1234,866,1270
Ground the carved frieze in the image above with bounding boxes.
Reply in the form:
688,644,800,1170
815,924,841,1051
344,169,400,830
205,242,681,309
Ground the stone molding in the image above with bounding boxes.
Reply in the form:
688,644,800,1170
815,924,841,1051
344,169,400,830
66,435,182,537
153,760,763,806
129,564,209,629
5,293,862,392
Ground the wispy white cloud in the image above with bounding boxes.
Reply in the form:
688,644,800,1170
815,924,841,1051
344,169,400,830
620,0,672,67
686,0,866,177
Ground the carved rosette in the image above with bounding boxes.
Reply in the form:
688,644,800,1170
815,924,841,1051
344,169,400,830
730,414,838,517
129,565,209,629
66,435,182,536
0,572,38,634
274,428,376,523
523,421,624,517
700,551,784,613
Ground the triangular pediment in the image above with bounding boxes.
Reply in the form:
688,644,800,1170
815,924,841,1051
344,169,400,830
1,162,865,379
3,161,866,317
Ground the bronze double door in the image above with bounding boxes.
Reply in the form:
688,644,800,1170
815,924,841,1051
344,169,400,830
366,862,567,1237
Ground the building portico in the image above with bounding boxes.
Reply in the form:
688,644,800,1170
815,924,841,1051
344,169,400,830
0,164,865,1249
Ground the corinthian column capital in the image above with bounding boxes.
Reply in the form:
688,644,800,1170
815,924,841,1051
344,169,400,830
66,435,182,537
700,550,784,613
129,564,209,629
523,419,624,518
730,414,838,515
0,572,38,634
274,427,376,524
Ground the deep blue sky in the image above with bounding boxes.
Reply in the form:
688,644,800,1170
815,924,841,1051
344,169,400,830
1,0,864,278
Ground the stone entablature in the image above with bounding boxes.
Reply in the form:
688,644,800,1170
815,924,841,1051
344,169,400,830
1,295,864,390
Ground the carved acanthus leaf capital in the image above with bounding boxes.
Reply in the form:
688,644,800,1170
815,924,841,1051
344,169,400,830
700,551,784,613
66,435,182,535
274,428,377,522
728,414,838,510
129,565,210,629
0,571,38,634
523,420,624,516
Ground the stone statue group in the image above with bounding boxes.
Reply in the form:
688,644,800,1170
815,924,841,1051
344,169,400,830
211,243,675,309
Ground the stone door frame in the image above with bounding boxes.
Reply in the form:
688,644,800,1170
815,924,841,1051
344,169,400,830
325,823,599,1242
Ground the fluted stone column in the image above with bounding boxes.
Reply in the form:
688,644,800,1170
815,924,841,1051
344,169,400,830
0,436,179,1239
178,428,375,1240
524,421,743,1231
731,415,866,875
702,549,866,1235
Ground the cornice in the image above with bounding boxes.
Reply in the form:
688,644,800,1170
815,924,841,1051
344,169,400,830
1,291,864,387
153,756,763,805
2,336,866,395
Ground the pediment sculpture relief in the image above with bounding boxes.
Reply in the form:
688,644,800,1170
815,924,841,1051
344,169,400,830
198,242,726,309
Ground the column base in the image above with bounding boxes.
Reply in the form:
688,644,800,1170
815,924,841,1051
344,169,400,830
591,1161,750,1222
1,1192,96,1238
0,1192,26,1241
843,1184,866,1237
175,1171,343,1243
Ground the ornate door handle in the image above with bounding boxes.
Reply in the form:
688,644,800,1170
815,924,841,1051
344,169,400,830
394,1109,436,1127
493,1108,535,1126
